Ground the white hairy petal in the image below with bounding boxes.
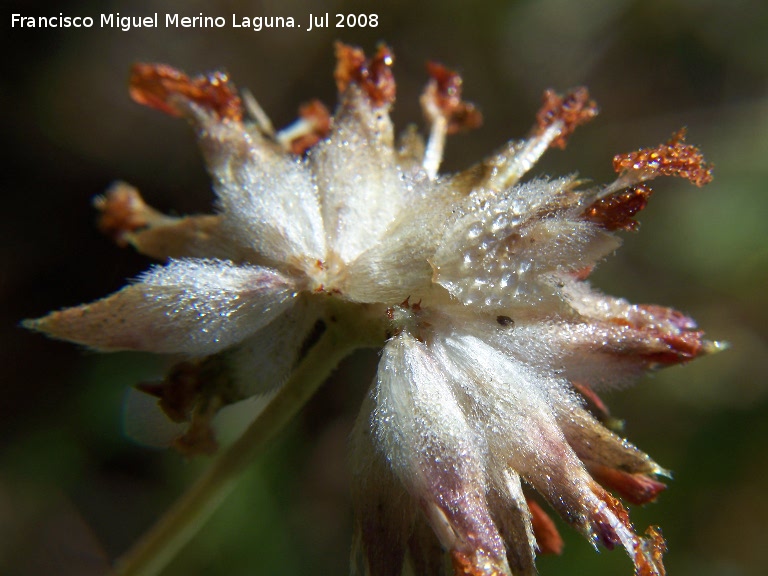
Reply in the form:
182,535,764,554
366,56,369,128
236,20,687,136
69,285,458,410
433,177,620,310
486,470,537,576
431,324,594,514
430,323,650,555
371,332,509,571
471,279,711,389
311,86,408,263
556,404,663,476
350,392,416,576
441,311,665,472
461,314,648,389
343,174,457,303
25,259,297,356
431,330,578,481
373,332,484,492
194,112,327,266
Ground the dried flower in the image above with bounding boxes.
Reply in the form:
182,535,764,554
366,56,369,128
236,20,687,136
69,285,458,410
25,43,723,576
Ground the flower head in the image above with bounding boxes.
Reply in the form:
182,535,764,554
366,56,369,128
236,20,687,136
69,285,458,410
25,43,722,575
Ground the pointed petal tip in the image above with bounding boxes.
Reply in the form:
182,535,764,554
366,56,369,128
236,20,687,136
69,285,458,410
20,316,43,334
652,466,673,480
527,499,564,555
20,296,139,352
703,339,729,355
590,466,668,506
22,313,79,346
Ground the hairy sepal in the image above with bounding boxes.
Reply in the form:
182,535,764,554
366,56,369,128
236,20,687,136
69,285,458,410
433,177,620,311
25,259,297,356
311,85,408,264
191,106,327,269
370,332,511,575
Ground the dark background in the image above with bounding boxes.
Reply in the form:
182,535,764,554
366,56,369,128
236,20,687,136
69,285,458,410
3,0,767,575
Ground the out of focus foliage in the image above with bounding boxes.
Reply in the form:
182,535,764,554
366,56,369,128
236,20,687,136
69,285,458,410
3,1,767,575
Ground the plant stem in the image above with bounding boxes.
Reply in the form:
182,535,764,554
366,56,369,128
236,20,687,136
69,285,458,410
113,315,368,576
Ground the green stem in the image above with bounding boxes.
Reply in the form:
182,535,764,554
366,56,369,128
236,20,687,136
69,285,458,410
113,315,370,576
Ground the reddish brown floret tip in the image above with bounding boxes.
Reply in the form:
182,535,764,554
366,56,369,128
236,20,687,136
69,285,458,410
334,42,395,106
129,63,243,121
94,182,153,245
590,465,667,506
450,550,506,576
590,487,632,550
424,61,483,134
527,499,564,555
536,87,598,149
636,527,667,576
613,128,714,186
299,99,331,133
658,331,706,362
583,183,654,231
570,265,595,281
572,381,612,420
287,99,332,154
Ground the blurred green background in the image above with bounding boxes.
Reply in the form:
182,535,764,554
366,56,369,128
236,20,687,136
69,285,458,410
3,0,767,575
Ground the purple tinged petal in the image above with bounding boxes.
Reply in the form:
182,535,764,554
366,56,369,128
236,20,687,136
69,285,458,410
367,333,511,575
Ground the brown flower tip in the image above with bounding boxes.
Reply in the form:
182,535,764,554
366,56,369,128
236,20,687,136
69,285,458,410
590,486,632,550
137,357,230,456
527,499,564,555
94,182,163,246
587,486,666,575
334,42,395,107
655,331,707,364
129,63,243,121
424,61,483,134
583,183,654,232
636,527,667,576
598,302,715,367
536,87,598,149
590,465,667,506
613,128,713,187
450,550,506,576
286,99,332,154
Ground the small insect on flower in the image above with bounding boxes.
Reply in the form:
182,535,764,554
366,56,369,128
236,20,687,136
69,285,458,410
25,42,724,576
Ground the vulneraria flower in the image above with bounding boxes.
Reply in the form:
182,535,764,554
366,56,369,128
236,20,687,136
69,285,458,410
25,43,722,575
